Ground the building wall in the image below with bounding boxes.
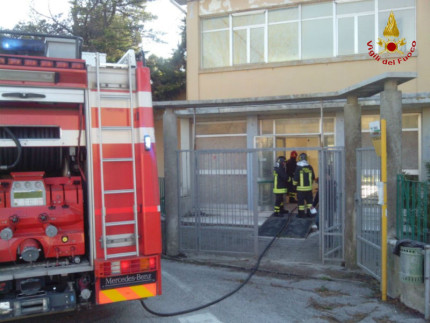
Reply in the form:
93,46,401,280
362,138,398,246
186,0,429,101
182,0,428,177
195,59,419,99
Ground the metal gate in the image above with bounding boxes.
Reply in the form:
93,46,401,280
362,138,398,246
320,148,345,263
177,150,259,256
356,148,381,280
177,148,345,260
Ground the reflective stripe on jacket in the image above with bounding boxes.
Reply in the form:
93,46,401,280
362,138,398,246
273,167,288,194
293,161,315,191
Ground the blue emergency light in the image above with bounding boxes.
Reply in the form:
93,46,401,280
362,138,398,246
1,37,44,54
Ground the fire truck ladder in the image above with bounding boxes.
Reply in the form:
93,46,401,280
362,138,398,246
95,52,140,260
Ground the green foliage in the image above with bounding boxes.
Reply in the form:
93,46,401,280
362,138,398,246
14,19,66,35
70,0,155,61
11,0,186,100
146,19,186,101
11,0,157,62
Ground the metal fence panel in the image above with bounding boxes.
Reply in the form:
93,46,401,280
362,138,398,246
321,148,345,263
177,151,196,251
397,174,429,242
177,150,259,256
178,148,345,260
356,148,381,280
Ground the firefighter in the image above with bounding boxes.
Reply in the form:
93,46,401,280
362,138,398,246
273,156,289,216
286,150,298,203
293,153,315,218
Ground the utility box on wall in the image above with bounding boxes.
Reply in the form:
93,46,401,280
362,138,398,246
369,120,381,156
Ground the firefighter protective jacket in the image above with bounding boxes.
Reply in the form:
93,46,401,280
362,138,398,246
273,163,289,194
293,160,315,191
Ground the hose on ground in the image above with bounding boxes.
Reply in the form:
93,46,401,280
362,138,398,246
141,208,296,317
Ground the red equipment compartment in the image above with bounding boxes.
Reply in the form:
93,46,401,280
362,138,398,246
0,172,85,263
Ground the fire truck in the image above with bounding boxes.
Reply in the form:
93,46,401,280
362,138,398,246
0,31,162,320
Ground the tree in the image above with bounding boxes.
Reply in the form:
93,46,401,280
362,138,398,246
70,0,155,61
13,0,157,62
146,19,186,101
11,0,186,100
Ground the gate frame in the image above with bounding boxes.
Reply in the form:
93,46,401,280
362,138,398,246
177,147,345,262
356,147,382,280
320,147,346,264
177,149,260,257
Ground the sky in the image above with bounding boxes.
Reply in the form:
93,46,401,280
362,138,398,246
0,0,186,58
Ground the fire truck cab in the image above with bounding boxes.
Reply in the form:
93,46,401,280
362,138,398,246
0,31,162,320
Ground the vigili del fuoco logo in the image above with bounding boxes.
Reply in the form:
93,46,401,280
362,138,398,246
367,11,416,65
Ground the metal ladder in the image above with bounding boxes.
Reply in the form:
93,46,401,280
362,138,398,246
95,52,139,260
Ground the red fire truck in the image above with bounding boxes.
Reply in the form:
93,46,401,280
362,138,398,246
0,31,162,320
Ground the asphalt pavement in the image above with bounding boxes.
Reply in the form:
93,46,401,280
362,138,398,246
18,250,425,323
15,219,427,323
146,256,425,322
162,230,427,322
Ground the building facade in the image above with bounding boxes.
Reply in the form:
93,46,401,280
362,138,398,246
157,0,429,265
156,0,429,181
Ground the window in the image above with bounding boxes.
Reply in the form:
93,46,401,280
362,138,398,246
201,16,230,68
258,117,335,147
200,0,416,68
401,114,419,173
361,114,419,174
275,118,321,134
195,120,247,150
301,2,333,59
336,0,374,55
378,7,415,53
261,119,274,135
232,12,265,65
268,8,299,62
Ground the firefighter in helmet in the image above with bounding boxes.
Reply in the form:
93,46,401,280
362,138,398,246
286,150,298,203
273,156,289,216
293,153,315,218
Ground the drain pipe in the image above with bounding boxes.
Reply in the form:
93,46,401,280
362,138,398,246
425,246,430,319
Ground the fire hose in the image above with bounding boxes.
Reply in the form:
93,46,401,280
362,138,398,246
0,127,22,170
141,207,297,317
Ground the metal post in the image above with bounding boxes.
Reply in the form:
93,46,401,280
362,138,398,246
251,151,259,258
381,119,388,301
320,148,325,262
425,246,430,319
194,151,200,254
340,148,346,262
